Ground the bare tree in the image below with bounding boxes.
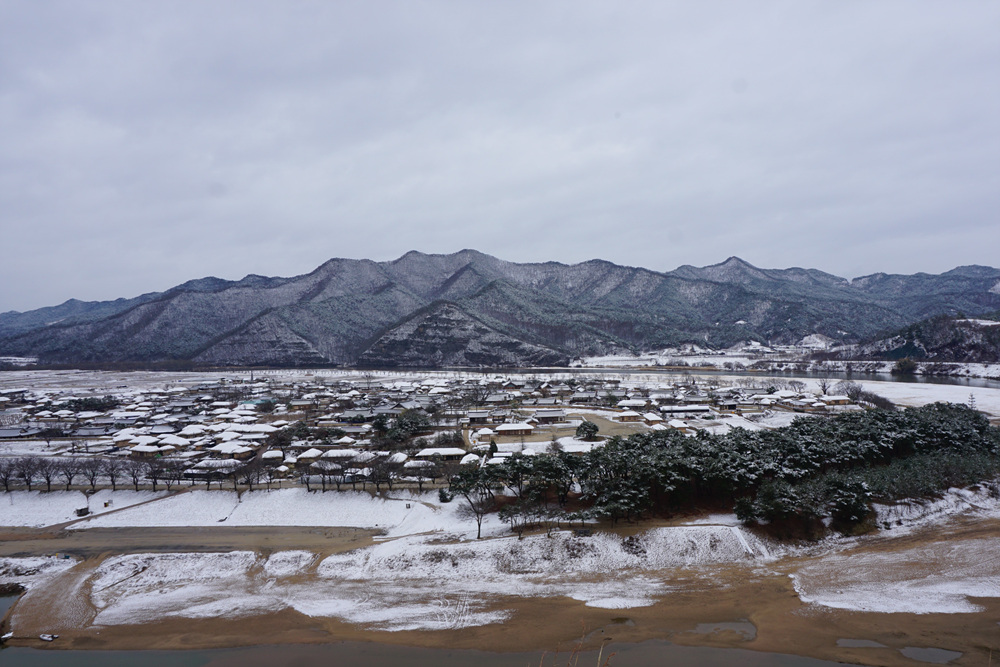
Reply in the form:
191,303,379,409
301,472,314,492
461,384,493,410
144,459,166,491
81,458,104,492
262,465,279,491
413,461,439,492
125,459,145,491
310,460,339,491
368,454,398,493
36,458,57,492
227,463,243,491
16,457,40,491
59,459,83,490
162,461,185,490
0,458,15,492
238,460,261,492
817,377,832,395
103,458,125,491
832,381,863,401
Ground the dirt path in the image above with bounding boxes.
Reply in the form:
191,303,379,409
0,525,378,558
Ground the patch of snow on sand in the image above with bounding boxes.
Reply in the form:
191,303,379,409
791,537,1000,613
91,552,267,625
874,484,1000,533
87,550,509,631
0,556,77,589
583,596,657,609
263,550,315,577
82,525,771,631
0,490,166,528
312,526,769,612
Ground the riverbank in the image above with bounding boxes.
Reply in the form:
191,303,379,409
2,488,998,666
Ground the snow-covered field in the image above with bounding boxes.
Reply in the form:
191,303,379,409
1,490,166,527
68,488,507,539
701,374,1000,417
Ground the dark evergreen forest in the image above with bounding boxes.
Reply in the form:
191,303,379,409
449,403,1000,538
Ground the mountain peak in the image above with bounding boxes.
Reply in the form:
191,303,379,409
3,252,1000,367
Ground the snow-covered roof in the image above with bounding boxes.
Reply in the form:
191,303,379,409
209,442,252,455
322,449,360,458
495,422,533,432
415,447,467,458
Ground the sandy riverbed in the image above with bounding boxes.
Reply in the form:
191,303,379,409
1,512,998,667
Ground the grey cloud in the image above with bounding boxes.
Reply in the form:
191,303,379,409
1,1,998,311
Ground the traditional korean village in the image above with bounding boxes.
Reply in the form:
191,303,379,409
0,370,862,496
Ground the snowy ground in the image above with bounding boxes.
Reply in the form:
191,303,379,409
790,537,1000,614
786,485,1000,615
872,484,1000,533
1,490,166,527
69,524,773,631
0,555,77,590
3,484,1000,634
700,373,1000,417
68,488,507,540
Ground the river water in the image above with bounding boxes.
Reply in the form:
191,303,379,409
0,640,847,666
345,365,1000,389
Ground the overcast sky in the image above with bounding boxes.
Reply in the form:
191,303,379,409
2,1,998,312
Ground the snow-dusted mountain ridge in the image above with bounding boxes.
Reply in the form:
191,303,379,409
1,251,999,367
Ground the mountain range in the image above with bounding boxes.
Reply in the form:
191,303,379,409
2,250,1000,367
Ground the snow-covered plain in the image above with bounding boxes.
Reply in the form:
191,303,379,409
1,490,166,527
69,489,507,539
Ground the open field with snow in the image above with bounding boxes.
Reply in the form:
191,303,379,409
67,488,507,539
0,485,999,664
1,490,165,528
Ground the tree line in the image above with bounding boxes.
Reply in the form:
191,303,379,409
0,456,283,494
